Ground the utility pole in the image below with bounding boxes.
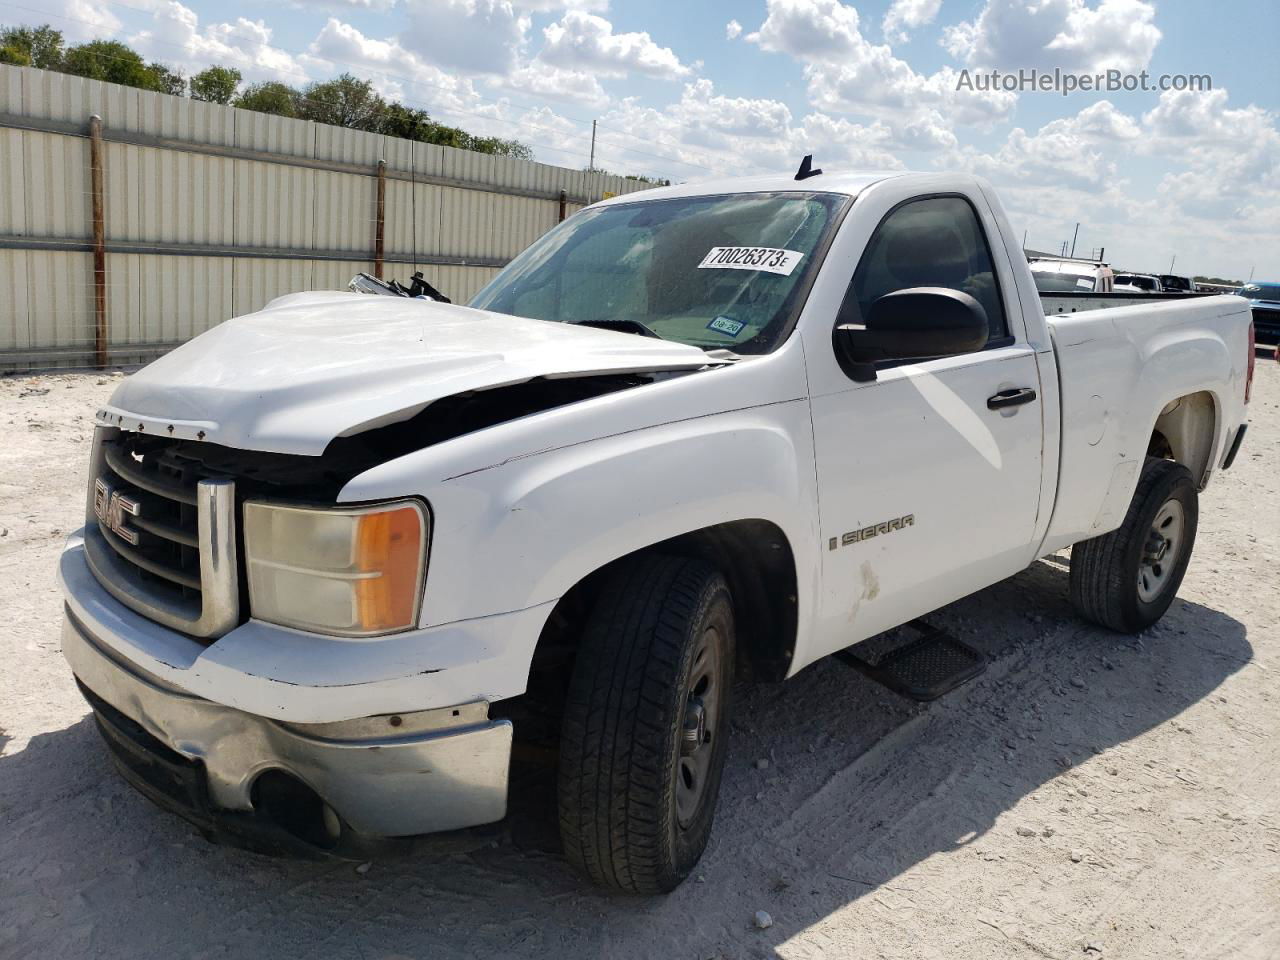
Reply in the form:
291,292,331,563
1169,254,1176,274
588,119,597,172
1022,228,1027,251
1069,222,1080,258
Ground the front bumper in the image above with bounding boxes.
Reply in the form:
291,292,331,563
63,608,513,851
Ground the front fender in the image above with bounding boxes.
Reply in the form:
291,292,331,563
348,400,820,632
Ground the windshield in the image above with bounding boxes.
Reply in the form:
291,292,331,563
1241,283,1280,301
469,191,848,354
1032,270,1096,292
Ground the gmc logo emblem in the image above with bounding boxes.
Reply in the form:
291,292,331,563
94,478,141,546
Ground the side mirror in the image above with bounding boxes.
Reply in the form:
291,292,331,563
834,287,989,382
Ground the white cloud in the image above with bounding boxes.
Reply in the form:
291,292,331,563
746,0,862,59
725,20,743,41
1142,89,1280,221
507,0,608,9
2,0,121,42
747,0,1014,130
539,10,692,79
1143,87,1272,143
882,0,941,43
948,101,1142,195
500,60,609,109
942,0,1161,72
400,0,530,76
669,79,792,140
308,18,481,110
1045,99,1140,140
130,2,307,84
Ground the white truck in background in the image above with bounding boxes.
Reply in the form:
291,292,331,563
59,170,1254,893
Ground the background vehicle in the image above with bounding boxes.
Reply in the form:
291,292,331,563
1029,257,1114,293
1159,274,1196,294
1238,281,1280,343
59,170,1254,894
1115,273,1164,293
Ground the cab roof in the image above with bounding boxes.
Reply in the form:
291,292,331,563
591,170,909,207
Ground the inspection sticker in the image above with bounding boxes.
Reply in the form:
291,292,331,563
707,315,746,337
698,246,804,276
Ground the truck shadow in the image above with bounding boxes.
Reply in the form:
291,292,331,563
1,557,1252,960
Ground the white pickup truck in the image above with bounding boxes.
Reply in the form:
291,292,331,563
60,170,1254,893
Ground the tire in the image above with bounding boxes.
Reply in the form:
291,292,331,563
1069,457,1199,633
557,554,735,894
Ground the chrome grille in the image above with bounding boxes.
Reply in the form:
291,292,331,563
84,427,239,639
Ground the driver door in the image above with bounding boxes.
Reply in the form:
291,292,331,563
805,190,1046,654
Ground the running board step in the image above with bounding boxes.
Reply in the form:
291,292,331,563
835,620,987,701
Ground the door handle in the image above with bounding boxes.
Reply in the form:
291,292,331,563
987,387,1037,410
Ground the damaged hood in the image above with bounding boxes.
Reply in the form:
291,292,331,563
102,292,716,455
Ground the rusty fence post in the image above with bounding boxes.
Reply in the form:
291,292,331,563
374,158,386,278
89,114,107,369
558,189,567,223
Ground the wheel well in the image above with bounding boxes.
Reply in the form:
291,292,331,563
499,520,799,744
1147,391,1217,487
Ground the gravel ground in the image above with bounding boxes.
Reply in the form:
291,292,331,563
2,361,1278,960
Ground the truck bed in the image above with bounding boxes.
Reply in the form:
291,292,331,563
1040,293,1252,555
1041,290,1211,316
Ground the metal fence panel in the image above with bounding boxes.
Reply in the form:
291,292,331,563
23,131,88,238
313,168,376,254
0,64,661,369
231,107,313,158
138,89,236,146
232,258,314,317
0,248,30,350
136,254,235,343
232,160,315,250
26,249,91,350
0,129,25,234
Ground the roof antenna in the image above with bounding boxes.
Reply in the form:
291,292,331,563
794,154,823,181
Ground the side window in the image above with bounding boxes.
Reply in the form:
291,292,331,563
850,196,1009,342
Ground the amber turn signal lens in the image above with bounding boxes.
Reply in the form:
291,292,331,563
353,505,424,633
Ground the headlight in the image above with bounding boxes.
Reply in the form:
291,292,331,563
243,499,428,636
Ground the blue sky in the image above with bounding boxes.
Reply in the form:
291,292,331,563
5,0,1278,280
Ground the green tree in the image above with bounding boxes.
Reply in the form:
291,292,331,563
298,73,385,130
62,40,152,87
233,81,299,118
0,41,28,66
0,24,63,69
380,102,435,141
190,65,241,104
465,134,533,160
147,61,185,96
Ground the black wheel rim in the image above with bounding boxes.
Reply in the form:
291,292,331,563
675,625,721,830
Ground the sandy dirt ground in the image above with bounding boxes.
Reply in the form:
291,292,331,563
1,361,1278,960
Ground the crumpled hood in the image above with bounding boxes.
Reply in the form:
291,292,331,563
102,292,715,455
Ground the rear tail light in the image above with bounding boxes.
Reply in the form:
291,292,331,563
1245,321,1255,404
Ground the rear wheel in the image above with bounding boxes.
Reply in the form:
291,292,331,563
557,555,734,893
1069,457,1198,633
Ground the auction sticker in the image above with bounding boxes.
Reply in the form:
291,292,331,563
698,246,803,276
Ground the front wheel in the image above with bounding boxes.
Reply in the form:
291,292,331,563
1069,457,1199,633
557,555,734,893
